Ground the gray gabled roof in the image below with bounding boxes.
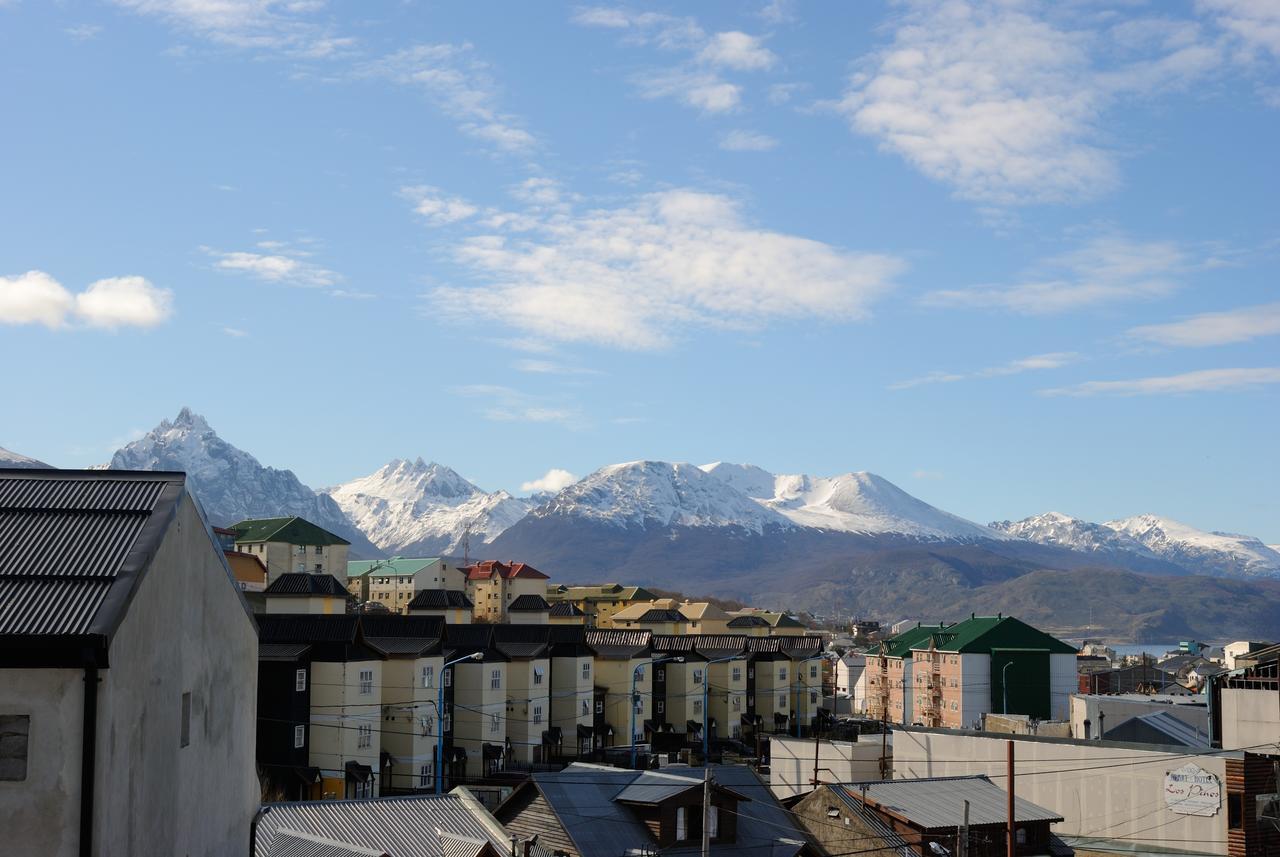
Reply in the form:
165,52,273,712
0,469,187,667
831,776,1063,832
266,828,389,857
254,792,508,857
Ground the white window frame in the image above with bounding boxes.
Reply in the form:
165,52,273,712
692,669,704,686
533,705,543,724
676,806,688,840
359,669,373,695
294,724,305,748
692,699,703,714
581,662,591,680
357,723,372,748
778,694,787,709
295,669,307,692
732,666,742,682
533,667,544,685
489,713,500,734
779,667,788,681
490,669,502,690
581,699,590,717
443,668,452,688
421,665,434,688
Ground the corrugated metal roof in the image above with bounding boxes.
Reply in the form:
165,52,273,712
365,637,440,657
0,470,183,651
548,601,584,617
585,629,651,659
260,642,312,661
507,594,549,611
435,832,488,857
613,771,702,804
831,776,1064,831
258,615,360,644
407,590,472,610
255,793,508,857
266,574,349,597
362,615,446,639
267,828,389,857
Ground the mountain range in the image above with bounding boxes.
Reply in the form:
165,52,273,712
6,408,1279,640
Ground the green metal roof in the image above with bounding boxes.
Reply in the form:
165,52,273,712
347,556,443,578
230,516,350,546
879,623,948,658
910,615,1077,655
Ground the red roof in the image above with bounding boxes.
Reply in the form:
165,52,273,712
464,560,549,581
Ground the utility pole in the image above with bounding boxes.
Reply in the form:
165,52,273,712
1006,740,1015,857
701,765,711,857
960,799,969,857
879,705,888,779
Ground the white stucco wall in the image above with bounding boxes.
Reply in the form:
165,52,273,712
769,735,888,799
1049,652,1077,721
1219,687,1278,751
960,653,990,728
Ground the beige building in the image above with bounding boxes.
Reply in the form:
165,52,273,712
652,636,749,743
263,572,351,614
545,584,658,628
548,628,596,759
747,635,825,735
726,608,807,636
231,516,350,584
406,589,473,624
347,556,466,614
464,561,551,623
584,630,656,750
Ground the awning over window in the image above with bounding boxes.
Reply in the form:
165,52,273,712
379,750,396,768
686,720,702,733
450,747,468,763
483,743,505,760
542,726,563,745
576,724,594,738
344,761,372,783
292,766,321,786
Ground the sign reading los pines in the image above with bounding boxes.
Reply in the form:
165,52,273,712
1164,763,1222,816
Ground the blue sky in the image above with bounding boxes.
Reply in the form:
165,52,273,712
1,0,1277,539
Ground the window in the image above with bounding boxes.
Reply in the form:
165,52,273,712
489,714,500,734
533,667,545,685
656,701,665,714
708,806,719,838
295,669,307,692
295,563,305,573
293,725,305,748
779,667,788,681
359,670,373,694
676,806,688,840
1016,829,1026,845
810,691,818,704
732,696,741,711
442,713,451,732
748,667,754,679
581,700,590,717
692,669,704,685
357,723,372,748
732,666,742,682
490,669,502,690
421,716,433,737
444,668,452,688
778,694,787,709
595,700,604,714
421,665,434,688
180,692,191,748
656,668,664,682
315,545,323,554
1228,793,1244,829
533,705,543,724
634,695,644,714
420,764,430,787
810,665,818,679
0,714,30,781
314,563,322,572
581,663,591,680
692,699,702,714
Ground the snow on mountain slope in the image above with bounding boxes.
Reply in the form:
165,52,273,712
0,446,51,468
988,511,1154,555
533,460,793,532
327,458,532,554
701,462,1002,540
1105,514,1280,579
110,408,379,555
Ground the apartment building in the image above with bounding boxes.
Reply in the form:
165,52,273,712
585,629,656,750
747,636,825,735
346,556,466,613
651,635,750,744
866,623,948,724
464,560,550,623
726,609,808,636
442,624,508,783
545,583,658,627
491,625,552,771
407,588,474,623
231,515,350,584
507,593,551,624
547,626,596,759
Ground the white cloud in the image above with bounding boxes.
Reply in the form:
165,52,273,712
570,8,705,50
720,130,779,151
450,384,581,427
767,82,802,104
222,326,249,337
400,185,479,225
210,249,340,288
1128,302,1280,347
428,188,905,350
923,236,1185,314
521,468,578,493
111,0,344,56
360,44,535,153
758,0,796,25
513,359,602,376
0,270,172,330
66,24,103,41
699,31,777,71
891,351,1079,389
1041,367,1280,396
836,2,1228,204
636,69,741,112
1199,0,1280,59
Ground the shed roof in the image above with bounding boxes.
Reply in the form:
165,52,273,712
0,469,188,666
407,590,472,610
348,557,449,579
830,776,1063,832
266,573,349,597
232,516,350,546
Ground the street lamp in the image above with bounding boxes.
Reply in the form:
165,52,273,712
703,654,746,763
792,653,825,738
436,651,484,794
631,655,684,769
1002,660,1013,715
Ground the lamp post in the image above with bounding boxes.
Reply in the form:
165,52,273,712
631,655,684,769
1002,661,1013,715
436,651,484,794
703,654,746,763
793,654,825,738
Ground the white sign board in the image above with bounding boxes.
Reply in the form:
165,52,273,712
1164,763,1221,816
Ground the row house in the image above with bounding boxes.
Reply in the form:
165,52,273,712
346,556,466,613
651,635,749,744
464,561,550,622
442,624,508,783
609,598,734,634
544,583,659,627
547,626,596,759
490,625,552,772
747,635,825,735
230,515,350,584
584,629,657,752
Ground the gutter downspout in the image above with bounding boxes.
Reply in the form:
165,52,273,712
80,665,100,857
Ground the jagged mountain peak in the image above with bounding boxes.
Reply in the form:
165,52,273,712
0,446,51,469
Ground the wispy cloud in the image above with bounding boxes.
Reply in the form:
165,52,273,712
111,0,351,57
1128,302,1280,347
520,468,578,493
66,23,103,42
1,270,173,330
1198,0,1280,60
513,359,603,376
426,187,905,350
1040,367,1280,397
923,236,1185,314
699,31,777,71
210,249,340,288
400,185,480,225
450,384,582,427
720,130,779,151
358,44,535,153
635,69,741,113
221,326,249,338
891,351,1080,389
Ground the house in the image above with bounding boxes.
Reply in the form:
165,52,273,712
263,572,351,614
791,776,1071,857
675,601,733,634
726,608,808,636
252,788,515,857
464,561,550,623
0,469,259,856
546,626,595,761
506,593,551,625
545,583,658,628
256,614,385,799
585,629,656,754
216,525,269,592
441,624,507,783
495,762,815,856
610,599,690,633
835,652,867,712
651,634,750,746
548,600,587,626
866,623,948,725
406,588,474,624
347,557,466,614
905,615,1078,728
748,635,826,736
726,613,773,637
232,516,351,584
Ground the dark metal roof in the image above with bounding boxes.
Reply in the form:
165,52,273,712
727,615,769,627
260,642,312,661
507,593,550,611
548,601,585,617
830,776,1064,831
266,828,389,857
254,793,509,857
361,614,445,639
266,573,349,597
365,637,441,657
637,608,684,622
652,634,748,659
492,624,550,659
585,629,651,660
258,615,360,643
407,589,472,610
0,469,186,666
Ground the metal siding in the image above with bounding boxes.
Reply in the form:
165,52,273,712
0,578,113,634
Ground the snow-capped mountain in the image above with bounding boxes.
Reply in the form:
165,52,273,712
110,408,379,556
530,460,793,532
326,458,532,555
0,446,51,468
702,462,1002,541
991,512,1280,578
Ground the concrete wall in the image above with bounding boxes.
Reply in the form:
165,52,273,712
95,495,259,856
769,735,888,799
960,653,990,728
1220,688,1278,751
894,727,1230,856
